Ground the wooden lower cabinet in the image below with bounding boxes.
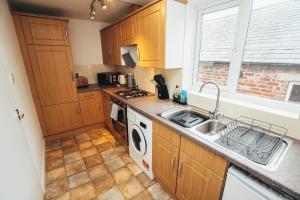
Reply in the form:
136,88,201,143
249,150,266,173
153,135,179,193
79,91,103,126
42,102,82,135
176,151,224,200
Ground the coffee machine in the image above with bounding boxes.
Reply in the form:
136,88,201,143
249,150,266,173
153,74,169,100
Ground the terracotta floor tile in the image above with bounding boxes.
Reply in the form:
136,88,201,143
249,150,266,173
44,178,69,200
65,159,86,176
100,129,111,136
104,134,117,144
70,182,96,200
105,157,126,172
137,173,156,188
78,141,93,150
119,176,144,199
96,142,113,153
132,190,153,200
46,167,66,185
115,146,127,155
62,138,76,148
75,133,90,143
96,186,125,200
84,154,103,168
46,140,62,152
92,174,115,195
112,166,133,185
88,130,103,139
47,157,64,171
63,145,78,155
80,147,98,158
87,164,108,180
127,162,142,176
92,137,108,146
64,152,82,164
101,149,118,161
52,192,71,200
120,153,133,164
68,171,90,189
147,183,172,200
46,149,63,161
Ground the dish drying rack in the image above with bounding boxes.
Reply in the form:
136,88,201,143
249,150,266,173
215,116,287,165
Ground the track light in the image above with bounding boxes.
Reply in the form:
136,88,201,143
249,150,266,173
100,0,107,10
90,0,107,20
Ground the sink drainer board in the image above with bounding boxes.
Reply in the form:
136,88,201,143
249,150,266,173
215,116,287,165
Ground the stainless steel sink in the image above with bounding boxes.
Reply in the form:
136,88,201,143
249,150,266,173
196,120,226,136
160,107,210,121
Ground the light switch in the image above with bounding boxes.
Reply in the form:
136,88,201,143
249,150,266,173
9,72,15,84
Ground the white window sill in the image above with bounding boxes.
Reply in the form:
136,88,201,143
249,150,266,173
188,90,300,120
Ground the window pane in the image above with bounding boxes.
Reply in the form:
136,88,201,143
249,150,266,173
195,6,239,86
238,0,300,101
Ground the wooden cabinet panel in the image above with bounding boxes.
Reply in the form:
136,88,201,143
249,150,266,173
153,135,179,193
110,25,121,65
153,121,180,147
137,1,164,68
42,102,82,135
120,16,136,46
100,28,112,65
181,137,228,178
20,16,69,45
101,92,113,130
79,91,103,126
176,151,224,200
28,45,78,106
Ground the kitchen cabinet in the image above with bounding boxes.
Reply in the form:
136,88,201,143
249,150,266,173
79,91,103,126
110,25,121,65
102,92,113,130
176,151,224,200
119,16,136,46
27,45,78,106
153,121,180,193
42,102,82,135
152,121,228,200
100,28,112,65
20,15,70,45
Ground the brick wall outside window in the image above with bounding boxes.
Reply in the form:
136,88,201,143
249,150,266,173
196,62,300,101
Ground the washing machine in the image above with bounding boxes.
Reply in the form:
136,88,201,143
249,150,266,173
127,107,154,179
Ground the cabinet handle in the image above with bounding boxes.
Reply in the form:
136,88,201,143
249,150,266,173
77,103,81,114
178,160,184,177
71,71,75,82
137,46,140,61
171,154,176,169
65,28,68,39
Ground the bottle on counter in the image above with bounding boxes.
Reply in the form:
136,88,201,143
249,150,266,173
173,85,181,101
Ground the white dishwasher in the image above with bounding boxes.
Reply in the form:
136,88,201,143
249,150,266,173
222,166,292,200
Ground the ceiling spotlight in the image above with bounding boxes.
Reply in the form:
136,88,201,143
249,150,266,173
92,5,96,15
90,15,95,20
99,0,107,10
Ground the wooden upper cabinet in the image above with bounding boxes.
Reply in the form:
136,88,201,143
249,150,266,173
119,16,136,46
20,16,70,45
100,28,112,65
28,45,78,106
79,91,104,126
42,101,82,135
110,25,121,65
176,151,224,200
137,1,164,68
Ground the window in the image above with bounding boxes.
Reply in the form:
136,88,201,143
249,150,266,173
193,0,300,109
194,5,239,87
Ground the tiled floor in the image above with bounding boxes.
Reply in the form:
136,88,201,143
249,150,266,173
45,127,172,200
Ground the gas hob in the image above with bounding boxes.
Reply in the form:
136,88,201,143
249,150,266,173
116,89,151,99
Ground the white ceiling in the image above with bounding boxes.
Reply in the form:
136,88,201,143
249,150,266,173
8,0,153,23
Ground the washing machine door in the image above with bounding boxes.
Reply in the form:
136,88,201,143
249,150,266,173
130,125,147,156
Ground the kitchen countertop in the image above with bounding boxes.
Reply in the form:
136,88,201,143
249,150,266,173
86,86,300,199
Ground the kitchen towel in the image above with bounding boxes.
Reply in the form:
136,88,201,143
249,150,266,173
110,103,120,121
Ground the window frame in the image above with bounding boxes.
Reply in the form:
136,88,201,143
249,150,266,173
190,0,300,113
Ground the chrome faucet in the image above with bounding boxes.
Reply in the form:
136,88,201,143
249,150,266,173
199,82,223,120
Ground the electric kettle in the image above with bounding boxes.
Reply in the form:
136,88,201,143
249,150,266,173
118,74,127,85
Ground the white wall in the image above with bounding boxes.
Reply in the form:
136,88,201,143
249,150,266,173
69,18,116,83
0,0,45,190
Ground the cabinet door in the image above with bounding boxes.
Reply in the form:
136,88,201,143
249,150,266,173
137,1,164,68
101,28,112,65
20,16,69,45
42,102,82,135
101,92,113,130
120,16,136,46
79,92,103,126
176,151,224,200
28,45,78,106
110,25,121,65
153,135,179,193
